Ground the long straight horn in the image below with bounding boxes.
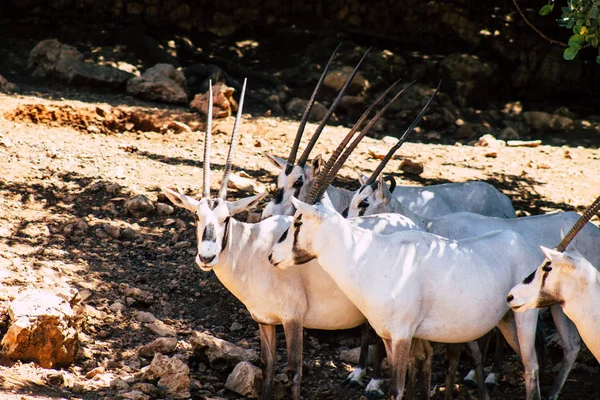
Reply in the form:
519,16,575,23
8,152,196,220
218,78,248,199
296,47,372,167
287,43,341,166
203,81,214,198
306,81,413,204
364,80,442,187
555,194,600,252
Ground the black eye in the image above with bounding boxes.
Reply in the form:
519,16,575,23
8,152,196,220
294,221,303,228
293,178,303,189
193,214,200,221
359,200,369,209
542,261,552,272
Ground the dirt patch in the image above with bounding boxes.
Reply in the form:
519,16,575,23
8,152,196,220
4,103,204,135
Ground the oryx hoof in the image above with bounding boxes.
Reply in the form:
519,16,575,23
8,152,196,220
340,377,362,387
485,381,500,390
463,377,478,389
364,390,385,400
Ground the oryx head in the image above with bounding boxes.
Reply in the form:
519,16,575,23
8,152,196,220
162,79,266,270
261,44,372,219
507,195,600,311
269,196,333,269
269,79,438,268
347,173,396,217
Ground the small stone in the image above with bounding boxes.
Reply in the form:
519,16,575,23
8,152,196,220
484,152,498,158
368,148,386,160
173,241,190,249
86,366,105,379
102,224,121,239
190,82,238,118
141,354,190,399
230,321,243,331
106,183,122,194
399,159,424,175
110,378,130,390
139,337,178,357
135,311,157,323
131,382,161,397
225,361,263,399
126,194,156,216
156,202,174,215
120,227,138,241
127,64,188,104
109,302,126,313
190,331,258,372
475,134,506,148
454,123,476,139
120,390,150,400
146,320,177,337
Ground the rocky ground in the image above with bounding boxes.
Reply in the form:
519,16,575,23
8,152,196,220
1,23,600,400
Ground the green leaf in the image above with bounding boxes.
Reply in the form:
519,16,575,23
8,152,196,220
539,4,554,15
568,34,585,46
596,55,600,64
592,5,600,18
564,46,580,60
574,24,583,34
591,36,600,48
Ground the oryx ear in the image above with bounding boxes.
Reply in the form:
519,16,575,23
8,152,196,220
308,154,324,178
290,197,320,218
162,187,199,212
355,168,369,185
381,175,394,202
264,152,288,169
227,192,268,216
540,246,574,268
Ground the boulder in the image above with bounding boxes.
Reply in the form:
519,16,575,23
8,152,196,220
225,361,262,399
1,288,81,368
142,354,190,399
139,337,178,358
190,82,238,118
190,331,258,372
285,98,327,122
440,53,497,107
323,65,369,95
399,159,424,175
127,64,188,104
28,39,133,88
125,194,155,216
523,111,574,132
0,75,17,92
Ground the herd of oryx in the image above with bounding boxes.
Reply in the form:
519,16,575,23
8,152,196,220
161,46,600,400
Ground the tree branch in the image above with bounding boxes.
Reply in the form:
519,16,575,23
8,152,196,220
512,0,568,47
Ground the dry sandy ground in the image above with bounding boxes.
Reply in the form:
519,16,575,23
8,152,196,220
0,90,599,399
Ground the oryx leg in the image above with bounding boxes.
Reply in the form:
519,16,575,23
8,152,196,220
342,322,370,387
386,337,412,400
365,337,385,400
283,320,304,400
463,331,494,389
406,339,425,400
464,340,490,400
258,323,277,400
418,340,433,400
444,343,461,400
485,329,504,388
547,305,581,400
515,309,542,400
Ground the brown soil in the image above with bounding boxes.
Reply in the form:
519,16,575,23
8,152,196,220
1,87,599,400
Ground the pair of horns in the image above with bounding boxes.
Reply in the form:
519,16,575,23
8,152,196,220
305,80,441,205
364,80,442,188
286,44,371,168
202,78,248,199
555,194,600,252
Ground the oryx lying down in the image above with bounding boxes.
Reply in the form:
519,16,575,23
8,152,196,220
268,197,542,400
509,195,600,364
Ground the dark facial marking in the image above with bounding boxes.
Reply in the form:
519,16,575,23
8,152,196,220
522,269,537,285
542,261,552,272
211,199,220,210
274,188,284,204
292,176,303,198
220,217,230,251
285,164,293,175
341,207,349,218
277,227,289,243
202,223,217,242
291,215,315,264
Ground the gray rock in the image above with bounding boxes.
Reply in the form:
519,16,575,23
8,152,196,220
139,337,178,358
146,320,177,337
156,202,174,215
323,66,369,95
285,98,327,122
28,39,133,88
126,194,156,216
190,331,258,372
440,53,497,107
0,75,17,92
225,361,263,399
523,111,574,132
127,64,188,104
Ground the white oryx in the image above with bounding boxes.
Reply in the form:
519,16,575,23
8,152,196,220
268,196,543,400
509,196,600,363
162,78,430,399
261,56,516,219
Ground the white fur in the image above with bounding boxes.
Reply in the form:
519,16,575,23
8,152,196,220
509,247,600,363
270,198,542,400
